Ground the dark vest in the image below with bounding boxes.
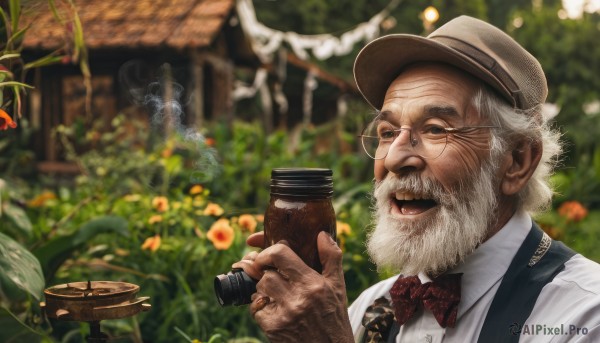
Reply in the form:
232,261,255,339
380,222,575,343
476,222,575,342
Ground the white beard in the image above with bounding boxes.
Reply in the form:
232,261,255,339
367,161,500,276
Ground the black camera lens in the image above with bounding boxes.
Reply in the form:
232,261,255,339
214,269,257,306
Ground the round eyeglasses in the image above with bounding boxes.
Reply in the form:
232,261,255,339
359,119,497,160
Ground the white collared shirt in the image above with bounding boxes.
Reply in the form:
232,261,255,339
348,210,600,342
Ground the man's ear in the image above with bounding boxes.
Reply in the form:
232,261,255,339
500,139,542,196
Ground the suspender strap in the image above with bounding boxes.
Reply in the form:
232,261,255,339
477,223,576,343
386,322,400,343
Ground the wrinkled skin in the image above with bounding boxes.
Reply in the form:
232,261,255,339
232,231,353,342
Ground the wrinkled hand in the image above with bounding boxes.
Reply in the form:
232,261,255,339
232,231,353,343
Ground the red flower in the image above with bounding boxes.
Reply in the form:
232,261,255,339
0,109,17,130
205,137,215,146
558,201,588,222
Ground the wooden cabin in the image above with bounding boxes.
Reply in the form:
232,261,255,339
20,0,355,173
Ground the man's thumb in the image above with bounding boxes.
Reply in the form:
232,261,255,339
317,231,343,279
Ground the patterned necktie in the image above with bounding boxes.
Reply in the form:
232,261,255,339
361,297,396,342
389,273,462,328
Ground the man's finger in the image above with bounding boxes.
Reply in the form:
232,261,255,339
254,242,313,279
246,232,265,248
249,293,271,318
317,231,344,280
231,259,263,281
256,268,291,299
242,250,259,261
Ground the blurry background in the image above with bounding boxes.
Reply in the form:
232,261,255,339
1,0,599,341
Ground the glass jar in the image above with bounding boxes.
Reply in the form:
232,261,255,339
264,168,337,273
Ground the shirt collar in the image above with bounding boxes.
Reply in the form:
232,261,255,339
450,209,532,318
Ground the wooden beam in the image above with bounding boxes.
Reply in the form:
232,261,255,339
37,161,81,174
286,52,358,93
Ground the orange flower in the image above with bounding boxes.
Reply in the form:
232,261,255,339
152,196,169,212
238,214,258,233
161,147,173,158
141,234,161,252
205,137,215,146
558,201,588,222
203,202,224,216
0,109,17,130
27,191,57,207
255,214,264,223
148,215,163,224
207,219,235,250
336,221,352,237
189,185,204,195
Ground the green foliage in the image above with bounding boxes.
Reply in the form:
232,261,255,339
251,0,432,80
535,201,600,262
0,0,91,127
0,232,44,301
32,216,129,282
0,232,48,343
0,113,379,342
208,119,379,302
508,6,600,219
0,118,36,176
253,0,393,35
509,6,600,154
0,307,46,343
2,199,32,236
433,0,488,25
485,0,528,27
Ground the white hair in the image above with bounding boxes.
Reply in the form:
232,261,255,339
472,86,562,215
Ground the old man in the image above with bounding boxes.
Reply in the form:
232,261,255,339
234,16,600,342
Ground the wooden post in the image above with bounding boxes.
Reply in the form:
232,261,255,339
302,70,317,128
205,53,234,125
162,63,174,137
259,78,273,134
191,52,205,129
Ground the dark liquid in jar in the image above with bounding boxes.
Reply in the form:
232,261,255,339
263,168,336,273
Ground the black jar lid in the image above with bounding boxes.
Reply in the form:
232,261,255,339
270,168,333,198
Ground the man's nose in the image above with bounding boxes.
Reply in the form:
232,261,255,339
384,129,425,174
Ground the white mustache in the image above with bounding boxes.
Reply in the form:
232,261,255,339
374,173,453,206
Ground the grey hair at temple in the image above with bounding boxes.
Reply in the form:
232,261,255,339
473,86,563,215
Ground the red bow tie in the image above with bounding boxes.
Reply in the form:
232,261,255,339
389,273,462,328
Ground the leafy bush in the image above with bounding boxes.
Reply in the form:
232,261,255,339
2,111,599,342
0,114,378,342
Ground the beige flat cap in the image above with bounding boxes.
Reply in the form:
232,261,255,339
354,15,547,112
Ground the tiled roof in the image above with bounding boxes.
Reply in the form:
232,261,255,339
22,0,235,50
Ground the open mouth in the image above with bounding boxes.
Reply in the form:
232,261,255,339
392,191,438,216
